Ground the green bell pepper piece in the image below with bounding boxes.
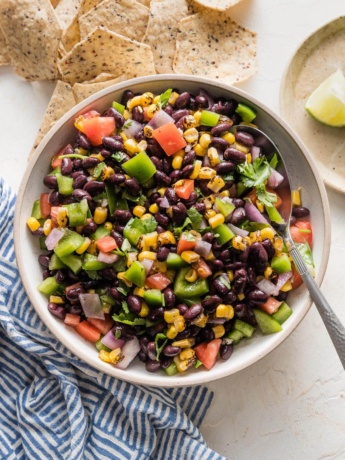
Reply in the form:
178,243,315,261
271,301,293,325
123,222,142,246
213,223,235,245
31,199,42,220
122,151,157,184
60,253,83,274
235,103,256,123
174,267,209,299
144,289,164,307
227,329,244,345
105,184,117,215
49,166,61,177
37,276,60,296
91,225,111,241
199,110,220,127
64,199,88,227
271,253,291,274
95,338,111,352
164,362,178,376
253,309,282,334
49,253,67,271
82,253,107,271
56,173,74,196
112,101,125,114
233,319,255,338
215,197,235,217
265,204,285,224
124,261,146,287
166,252,188,270
184,297,202,307
54,230,85,258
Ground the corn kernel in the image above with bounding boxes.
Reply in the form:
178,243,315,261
117,272,132,287
212,325,225,338
205,250,215,261
260,227,274,240
264,266,273,279
90,153,105,161
149,203,159,214
124,138,140,155
43,219,53,236
172,154,184,170
204,209,216,219
207,175,225,193
227,270,234,281
256,200,265,213
99,350,112,363
76,237,91,254
167,324,178,340
232,235,247,251
173,355,191,372
146,103,159,118
181,250,200,264
133,205,146,217
139,301,150,317
183,127,199,144
49,295,64,304
203,197,213,209
207,147,220,166
94,207,108,224
138,251,157,261
141,92,154,106
208,213,225,229
281,280,293,292
141,213,153,220
192,312,208,328
126,251,138,267
237,293,245,301
152,260,167,273
198,166,216,180
172,338,195,348
189,160,202,179
153,95,160,104
184,115,197,129
273,236,284,254
143,232,158,250
174,315,186,332
157,231,176,245
109,348,124,364
193,110,202,124
235,142,250,154
133,287,145,297
104,222,113,232
127,95,142,109
194,143,207,157
86,240,97,255
216,304,234,320
101,166,115,181
157,187,166,196
246,153,252,163
143,125,154,138
292,189,301,207
165,269,176,282
164,308,180,324
169,91,179,106
222,132,236,144
179,348,196,361
122,110,130,121
220,190,230,197
184,268,198,282
199,133,212,149
138,140,148,151
57,208,68,227
249,231,262,243
120,132,128,143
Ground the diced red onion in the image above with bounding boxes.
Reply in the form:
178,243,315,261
116,337,140,369
268,169,284,189
148,110,174,129
199,88,214,110
194,239,212,258
158,196,170,208
79,293,104,319
97,251,119,264
251,145,261,161
45,228,64,250
244,200,270,225
203,154,211,167
274,271,292,295
141,258,154,275
101,329,125,350
256,278,278,296
227,223,249,237
199,218,208,229
123,119,142,138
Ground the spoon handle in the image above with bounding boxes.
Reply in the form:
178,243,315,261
290,245,345,369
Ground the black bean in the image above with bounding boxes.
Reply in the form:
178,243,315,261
215,162,236,174
157,246,170,262
182,150,196,167
235,131,255,147
73,174,88,190
183,191,198,207
83,180,105,196
172,109,189,121
163,187,176,204
234,303,248,320
72,189,91,202
38,254,50,268
121,90,134,106
163,288,175,308
246,288,268,304
154,171,171,187
233,268,247,293
163,345,181,357
261,239,275,259
172,204,187,226
232,198,245,208
210,122,233,137
155,213,170,226
210,137,230,150
156,225,165,234
199,328,215,342
146,360,161,373
68,305,83,315
276,291,289,301
292,207,310,218
162,157,173,175
212,99,237,116
248,242,268,274
73,159,82,170
198,179,212,196
47,190,60,206
43,175,58,189
147,322,166,337
195,202,206,214
213,277,230,295
102,136,124,151
113,210,132,225
76,132,92,150
160,356,173,369
139,336,150,352
124,178,141,196
150,156,163,171
169,170,182,183
201,295,222,313
127,295,143,315
176,303,188,316
175,92,190,109
42,269,51,280
223,291,237,305
82,220,97,235
230,207,246,226
212,241,222,252
81,157,100,170
247,267,257,286
195,95,208,108
109,287,124,302
48,303,66,320
71,170,84,179
60,157,73,176
107,173,126,185
184,304,202,320
224,147,246,164
202,232,214,243
208,260,224,272
62,144,74,156
181,164,194,178
111,230,124,248
147,307,164,322
174,329,191,340
138,350,148,362
220,343,234,360
65,285,85,302
106,107,125,128
290,216,297,226
147,139,165,157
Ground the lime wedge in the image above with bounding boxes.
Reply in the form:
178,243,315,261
305,68,345,127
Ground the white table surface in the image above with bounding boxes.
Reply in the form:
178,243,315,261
1,1,345,459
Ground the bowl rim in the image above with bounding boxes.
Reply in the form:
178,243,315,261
14,74,331,387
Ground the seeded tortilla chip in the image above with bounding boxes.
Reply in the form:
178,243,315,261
173,12,257,84
79,0,149,42
30,81,76,158
73,75,127,103
51,0,62,7
0,28,10,66
61,17,80,52
58,27,155,85
191,0,243,10
79,0,102,15
0,0,61,81
84,72,119,83
136,0,150,6
143,0,191,74
55,0,82,30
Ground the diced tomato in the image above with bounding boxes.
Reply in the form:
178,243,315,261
291,265,303,289
79,110,101,120
96,235,117,253
146,273,171,290
64,313,81,327
50,206,61,223
40,193,51,219
192,258,212,278
291,220,313,247
143,106,151,122
175,179,194,200
75,320,101,342
245,187,282,208
194,339,222,370
177,232,196,254
152,122,187,156
87,314,114,335
75,116,115,146
259,296,282,314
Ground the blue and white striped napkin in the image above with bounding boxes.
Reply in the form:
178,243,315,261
0,178,225,460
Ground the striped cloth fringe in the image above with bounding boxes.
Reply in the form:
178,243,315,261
0,178,225,460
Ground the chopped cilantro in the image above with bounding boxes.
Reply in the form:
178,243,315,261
187,208,202,230
93,161,106,179
256,184,278,207
122,301,130,314
241,220,270,232
155,333,168,360
85,270,101,280
173,217,192,238
112,311,146,326
112,151,128,163
270,153,279,169
128,216,157,235
121,190,147,204
158,88,172,109
123,120,133,129
194,359,203,368
114,329,122,339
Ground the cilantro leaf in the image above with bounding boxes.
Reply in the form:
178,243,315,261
187,208,202,230
122,301,130,314
256,183,278,207
112,151,128,163
112,311,146,326
270,153,279,169
155,333,168,360
173,217,192,238
241,220,270,232
127,216,157,235
123,120,133,129
121,190,146,204
158,88,172,109
93,161,106,179
237,156,271,188
114,329,122,339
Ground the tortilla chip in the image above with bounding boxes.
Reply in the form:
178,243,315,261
58,27,156,85
61,17,80,52
51,0,62,7
79,0,102,15
84,72,119,83
30,81,76,157
0,0,61,81
142,0,191,74
73,75,127,103
79,0,149,42
173,12,257,84
0,27,10,66
191,0,243,10
136,0,150,6
55,0,82,30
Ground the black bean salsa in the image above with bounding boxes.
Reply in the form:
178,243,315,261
27,87,313,375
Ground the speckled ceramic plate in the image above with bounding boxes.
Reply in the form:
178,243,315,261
280,16,345,194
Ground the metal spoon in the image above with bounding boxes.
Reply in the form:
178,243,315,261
232,124,345,368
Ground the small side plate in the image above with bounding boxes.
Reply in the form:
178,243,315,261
280,16,345,194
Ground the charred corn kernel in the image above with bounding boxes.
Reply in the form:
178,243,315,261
203,197,213,209
207,147,220,166
181,250,200,264
189,160,202,179
179,348,196,361
143,231,158,249
172,153,184,169
172,338,195,348
158,231,176,245
126,252,138,267
117,272,132,287
216,304,235,320
243,236,251,246
194,143,207,157
109,348,124,364
165,270,176,282
149,203,159,214
133,287,145,297
183,127,199,144
141,92,154,106
164,308,180,324
168,91,179,105
76,237,91,254
292,189,301,206
104,222,113,232
222,132,236,144
232,235,246,251
120,131,128,142
193,110,202,124
133,205,146,217
199,133,212,149
235,142,250,154
57,208,68,227
237,293,245,301
124,138,140,155
281,280,293,292
157,187,166,196
220,190,230,198
143,125,154,138
192,312,208,327
94,207,108,224
264,266,273,279
43,219,53,236
49,295,64,304
101,166,115,181
174,315,186,333
146,103,159,118
256,200,265,213
260,227,275,240
249,231,262,243
138,251,157,261
227,270,234,282
245,153,252,163
86,240,97,255
185,268,198,282
184,115,197,129
138,301,150,317
205,250,215,261
207,175,225,193
209,213,225,229
273,236,283,254
167,324,178,340
153,260,167,273
138,140,148,151
173,179,185,188
126,95,142,109
173,356,191,372
198,166,216,180
99,350,112,363
90,153,105,161
204,209,216,219
213,325,226,338
141,213,153,220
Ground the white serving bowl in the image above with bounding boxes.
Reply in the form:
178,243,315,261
14,75,331,387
